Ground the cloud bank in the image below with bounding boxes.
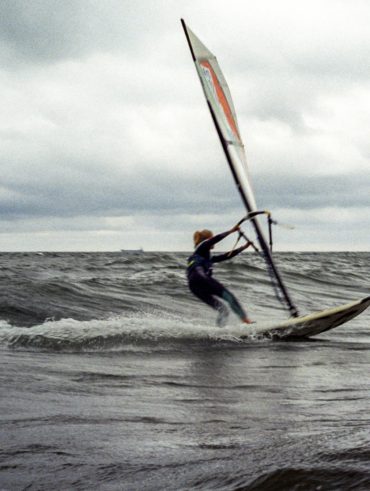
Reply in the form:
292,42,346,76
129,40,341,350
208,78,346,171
0,0,369,251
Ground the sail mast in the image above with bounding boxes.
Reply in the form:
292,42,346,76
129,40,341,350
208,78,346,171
181,19,298,317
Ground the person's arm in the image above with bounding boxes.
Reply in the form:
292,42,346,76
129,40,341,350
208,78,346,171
196,225,239,254
212,241,252,263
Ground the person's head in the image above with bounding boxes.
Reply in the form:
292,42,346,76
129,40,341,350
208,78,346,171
193,229,213,247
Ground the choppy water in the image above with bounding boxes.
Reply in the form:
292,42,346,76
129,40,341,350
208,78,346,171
0,252,369,490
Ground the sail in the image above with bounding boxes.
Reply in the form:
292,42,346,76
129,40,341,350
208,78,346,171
181,19,298,317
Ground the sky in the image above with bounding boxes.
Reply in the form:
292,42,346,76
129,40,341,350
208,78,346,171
0,0,369,251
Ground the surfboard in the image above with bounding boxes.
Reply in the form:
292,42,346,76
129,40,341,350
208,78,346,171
245,296,370,339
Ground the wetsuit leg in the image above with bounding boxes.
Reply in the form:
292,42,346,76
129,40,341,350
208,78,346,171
190,285,229,327
189,275,224,310
221,288,246,320
188,272,246,322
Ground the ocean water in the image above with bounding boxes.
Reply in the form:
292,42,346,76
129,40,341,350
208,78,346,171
0,251,369,490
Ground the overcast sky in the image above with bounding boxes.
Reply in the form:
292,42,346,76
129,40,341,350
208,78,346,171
0,0,369,251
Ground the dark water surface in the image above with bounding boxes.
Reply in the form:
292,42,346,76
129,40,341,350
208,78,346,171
1,252,370,490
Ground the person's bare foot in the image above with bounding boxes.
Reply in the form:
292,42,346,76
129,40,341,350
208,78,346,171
242,318,254,324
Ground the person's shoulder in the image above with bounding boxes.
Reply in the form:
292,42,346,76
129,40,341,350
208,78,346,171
195,240,208,251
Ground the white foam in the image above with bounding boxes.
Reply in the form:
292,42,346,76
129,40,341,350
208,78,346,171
0,312,270,350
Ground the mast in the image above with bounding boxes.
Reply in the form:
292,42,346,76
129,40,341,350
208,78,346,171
181,19,299,317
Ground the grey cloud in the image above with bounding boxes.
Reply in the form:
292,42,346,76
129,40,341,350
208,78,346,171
0,0,168,66
0,154,239,221
254,174,370,210
234,71,356,134
1,148,367,226
219,27,370,133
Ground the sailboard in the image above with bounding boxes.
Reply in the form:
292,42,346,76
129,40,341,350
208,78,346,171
246,296,370,339
181,19,370,337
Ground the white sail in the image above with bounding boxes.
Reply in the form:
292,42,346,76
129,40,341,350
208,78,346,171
185,25,257,211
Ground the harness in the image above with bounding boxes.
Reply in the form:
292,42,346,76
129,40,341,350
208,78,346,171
187,252,213,277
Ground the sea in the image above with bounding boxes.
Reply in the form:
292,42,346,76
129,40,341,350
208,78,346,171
0,251,369,491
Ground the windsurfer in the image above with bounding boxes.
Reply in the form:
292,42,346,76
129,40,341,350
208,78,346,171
187,225,253,326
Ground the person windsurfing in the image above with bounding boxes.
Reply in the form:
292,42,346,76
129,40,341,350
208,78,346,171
187,224,253,326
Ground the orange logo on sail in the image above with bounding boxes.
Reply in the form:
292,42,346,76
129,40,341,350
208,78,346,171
200,60,240,141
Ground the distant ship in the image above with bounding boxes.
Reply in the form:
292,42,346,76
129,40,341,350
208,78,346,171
120,248,144,254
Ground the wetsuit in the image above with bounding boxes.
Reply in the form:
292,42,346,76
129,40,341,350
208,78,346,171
187,231,247,326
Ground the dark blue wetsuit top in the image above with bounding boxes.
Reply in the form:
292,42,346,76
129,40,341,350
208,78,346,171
187,231,242,278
